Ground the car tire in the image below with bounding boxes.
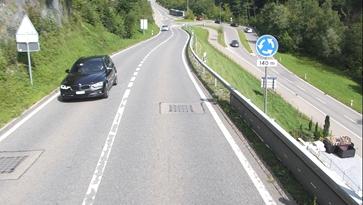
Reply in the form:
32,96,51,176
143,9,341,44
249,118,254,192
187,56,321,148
103,83,109,98
113,75,118,86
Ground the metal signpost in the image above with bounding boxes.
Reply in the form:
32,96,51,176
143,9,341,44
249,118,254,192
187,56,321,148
140,19,148,34
16,15,40,86
255,35,279,114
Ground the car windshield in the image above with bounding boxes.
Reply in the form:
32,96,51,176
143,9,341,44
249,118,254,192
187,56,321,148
70,58,105,74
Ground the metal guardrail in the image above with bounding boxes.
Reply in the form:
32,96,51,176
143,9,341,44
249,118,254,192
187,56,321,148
184,27,360,205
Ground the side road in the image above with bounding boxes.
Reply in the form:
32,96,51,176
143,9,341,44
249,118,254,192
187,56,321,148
201,26,362,197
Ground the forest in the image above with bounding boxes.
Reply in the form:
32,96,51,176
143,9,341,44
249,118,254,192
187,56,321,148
157,0,362,83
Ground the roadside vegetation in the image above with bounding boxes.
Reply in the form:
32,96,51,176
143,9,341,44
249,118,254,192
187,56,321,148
205,25,227,47
237,30,253,53
187,26,314,204
0,0,157,128
276,53,362,113
157,0,362,112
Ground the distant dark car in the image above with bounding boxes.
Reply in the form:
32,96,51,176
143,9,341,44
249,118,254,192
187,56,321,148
60,55,117,100
196,16,203,21
214,19,221,24
230,40,239,47
230,22,239,27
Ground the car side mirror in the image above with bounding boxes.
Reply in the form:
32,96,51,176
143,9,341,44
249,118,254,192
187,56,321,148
65,69,69,73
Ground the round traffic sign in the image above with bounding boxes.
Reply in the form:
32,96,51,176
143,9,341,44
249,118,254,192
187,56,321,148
255,35,279,57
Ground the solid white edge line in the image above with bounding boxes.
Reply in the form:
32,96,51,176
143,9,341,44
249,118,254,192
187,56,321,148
0,92,59,143
180,29,276,205
0,28,163,144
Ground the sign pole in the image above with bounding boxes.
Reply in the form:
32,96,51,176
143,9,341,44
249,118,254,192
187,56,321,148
26,42,33,86
264,58,267,113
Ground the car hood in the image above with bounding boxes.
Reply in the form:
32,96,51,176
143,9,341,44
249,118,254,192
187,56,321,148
62,72,105,85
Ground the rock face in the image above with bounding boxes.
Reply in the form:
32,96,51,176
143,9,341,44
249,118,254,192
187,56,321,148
0,0,68,39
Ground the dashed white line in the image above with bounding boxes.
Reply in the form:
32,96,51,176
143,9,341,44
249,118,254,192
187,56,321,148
82,25,176,205
130,76,136,82
138,63,143,67
344,115,357,124
315,97,326,104
136,67,141,71
296,85,306,91
127,82,134,88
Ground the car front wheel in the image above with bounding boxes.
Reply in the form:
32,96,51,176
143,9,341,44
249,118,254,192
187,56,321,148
103,83,109,98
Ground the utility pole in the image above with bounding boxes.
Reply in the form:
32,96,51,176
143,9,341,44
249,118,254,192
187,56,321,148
219,2,222,22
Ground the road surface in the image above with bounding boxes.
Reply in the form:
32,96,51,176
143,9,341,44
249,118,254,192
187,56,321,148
0,5,290,204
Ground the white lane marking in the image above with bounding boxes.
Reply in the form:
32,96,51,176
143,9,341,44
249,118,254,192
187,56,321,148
181,30,276,205
82,25,176,205
297,95,361,139
315,97,326,104
296,85,306,91
136,67,141,71
0,27,163,144
138,63,143,67
127,82,134,88
133,72,138,76
0,92,59,143
81,91,128,205
344,115,357,124
130,76,136,82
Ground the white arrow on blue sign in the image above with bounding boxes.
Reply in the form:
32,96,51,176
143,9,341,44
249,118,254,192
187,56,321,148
255,35,278,58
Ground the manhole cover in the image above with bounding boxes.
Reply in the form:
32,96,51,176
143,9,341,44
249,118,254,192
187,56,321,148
0,150,43,180
0,156,27,174
160,103,205,114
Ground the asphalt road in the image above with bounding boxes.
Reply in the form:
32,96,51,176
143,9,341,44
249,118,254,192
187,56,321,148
221,25,362,155
0,6,290,204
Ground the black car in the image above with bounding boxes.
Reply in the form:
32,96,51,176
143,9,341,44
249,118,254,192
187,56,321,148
230,22,239,27
60,55,117,100
214,19,221,24
230,40,239,47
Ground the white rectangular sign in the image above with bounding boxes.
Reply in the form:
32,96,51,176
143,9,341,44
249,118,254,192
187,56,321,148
257,59,278,67
140,19,148,30
261,77,277,90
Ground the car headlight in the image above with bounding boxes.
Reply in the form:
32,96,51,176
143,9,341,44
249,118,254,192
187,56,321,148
91,81,104,89
60,85,70,89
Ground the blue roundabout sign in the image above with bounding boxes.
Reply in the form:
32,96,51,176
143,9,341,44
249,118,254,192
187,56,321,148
255,35,279,58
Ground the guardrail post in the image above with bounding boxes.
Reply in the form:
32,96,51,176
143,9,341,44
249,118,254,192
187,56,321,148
214,78,217,87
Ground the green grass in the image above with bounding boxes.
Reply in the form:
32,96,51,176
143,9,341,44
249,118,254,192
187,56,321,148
0,22,158,128
186,26,314,204
205,25,226,47
238,30,253,53
276,53,362,113
191,27,311,133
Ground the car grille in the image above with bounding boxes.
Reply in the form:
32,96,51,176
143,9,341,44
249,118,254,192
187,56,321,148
71,84,90,91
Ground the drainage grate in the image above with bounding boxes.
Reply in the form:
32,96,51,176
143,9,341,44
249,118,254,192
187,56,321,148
0,150,43,180
160,103,205,114
0,156,27,174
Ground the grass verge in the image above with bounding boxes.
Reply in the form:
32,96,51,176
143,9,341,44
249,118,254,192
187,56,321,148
205,25,227,47
185,26,314,204
275,53,362,113
238,30,253,53
191,26,313,134
0,22,158,128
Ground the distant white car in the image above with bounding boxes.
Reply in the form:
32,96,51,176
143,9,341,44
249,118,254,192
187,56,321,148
244,27,253,33
161,25,169,31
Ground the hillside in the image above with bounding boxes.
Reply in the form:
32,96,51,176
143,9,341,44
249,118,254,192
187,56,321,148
0,0,157,128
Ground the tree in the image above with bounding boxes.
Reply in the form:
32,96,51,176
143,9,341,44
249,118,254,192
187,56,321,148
314,122,320,140
323,115,330,137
